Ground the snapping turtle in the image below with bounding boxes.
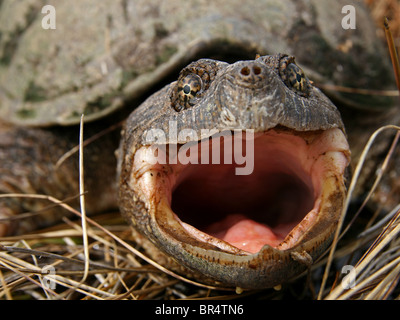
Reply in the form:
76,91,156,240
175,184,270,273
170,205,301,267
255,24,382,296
0,0,397,289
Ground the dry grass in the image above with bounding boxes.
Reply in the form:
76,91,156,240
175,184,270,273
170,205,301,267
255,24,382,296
1,121,399,300
0,1,400,300
366,0,400,41
322,124,400,300
0,202,249,300
0,213,203,300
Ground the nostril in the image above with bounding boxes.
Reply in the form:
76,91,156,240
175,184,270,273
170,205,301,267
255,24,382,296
240,66,250,76
240,65,262,77
253,66,261,75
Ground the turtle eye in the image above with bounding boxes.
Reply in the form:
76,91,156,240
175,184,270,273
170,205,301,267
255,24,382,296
171,59,223,111
173,74,203,111
277,55,310,97
286,63,308,93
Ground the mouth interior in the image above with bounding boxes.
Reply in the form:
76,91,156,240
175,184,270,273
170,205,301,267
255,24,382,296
170,130,318,253
133,128,348,254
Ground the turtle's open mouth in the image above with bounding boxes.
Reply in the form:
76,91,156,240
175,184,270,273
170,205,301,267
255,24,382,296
131,127,350,255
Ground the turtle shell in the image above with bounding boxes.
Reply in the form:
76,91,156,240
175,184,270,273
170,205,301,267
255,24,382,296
0,0,395,126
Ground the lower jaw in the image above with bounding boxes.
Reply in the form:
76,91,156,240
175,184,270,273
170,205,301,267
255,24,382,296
134,127,350,255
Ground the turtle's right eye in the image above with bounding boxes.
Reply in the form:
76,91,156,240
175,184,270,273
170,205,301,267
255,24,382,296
171,59,224,112
174,74,203,111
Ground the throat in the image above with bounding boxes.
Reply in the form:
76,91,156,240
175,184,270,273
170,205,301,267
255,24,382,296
171,162,314,253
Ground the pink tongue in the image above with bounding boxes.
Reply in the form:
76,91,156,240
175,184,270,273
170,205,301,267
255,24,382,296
206,214,281,253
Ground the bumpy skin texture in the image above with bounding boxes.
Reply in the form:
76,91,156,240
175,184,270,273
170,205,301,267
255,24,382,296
118,54,349,289
0,0,394,126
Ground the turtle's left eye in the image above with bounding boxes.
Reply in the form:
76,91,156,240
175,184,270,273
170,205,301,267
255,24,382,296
286,63,308,93
173,74,203,111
